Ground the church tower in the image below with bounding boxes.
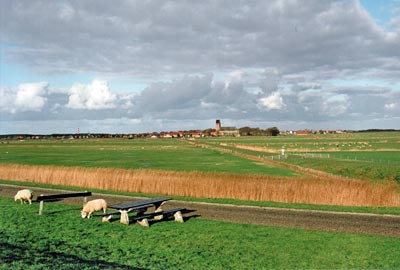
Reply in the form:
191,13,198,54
216,120,221,131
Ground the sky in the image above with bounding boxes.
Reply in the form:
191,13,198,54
1,0,400,134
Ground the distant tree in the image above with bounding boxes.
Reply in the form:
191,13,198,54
239,127,252,136
202,128,216,136
266,127,280,136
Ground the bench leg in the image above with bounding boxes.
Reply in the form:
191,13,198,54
102,215,112,222
154,202,166,220
119,210,130,225
137,218,149,227
38,200,44,215
174,211,184,223
154,208,164,220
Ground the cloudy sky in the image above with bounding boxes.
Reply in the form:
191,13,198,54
1,0,399,134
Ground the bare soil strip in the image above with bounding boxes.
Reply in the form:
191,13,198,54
2,184,400,238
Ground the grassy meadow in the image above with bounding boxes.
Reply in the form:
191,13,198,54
0,138,297,176
0,132,400,206
200,132,400,182
2,196,400,270
1,132,400,269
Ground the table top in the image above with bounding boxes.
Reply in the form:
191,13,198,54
109,197,171,210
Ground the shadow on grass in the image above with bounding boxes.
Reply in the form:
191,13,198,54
94,208,200,225
39,206,83,216
0,242,148,270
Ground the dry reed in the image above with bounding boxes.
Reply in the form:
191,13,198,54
0,164,399,207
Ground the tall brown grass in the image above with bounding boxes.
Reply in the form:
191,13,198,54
0,164,399,207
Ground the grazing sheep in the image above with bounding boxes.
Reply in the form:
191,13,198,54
14,189,34,205
81,199,107,218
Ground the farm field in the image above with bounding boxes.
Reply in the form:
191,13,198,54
200,132,400,182
206,131,400,151
1,133,400,269
2,196,400,270
0,132,399,207
0,138,297,176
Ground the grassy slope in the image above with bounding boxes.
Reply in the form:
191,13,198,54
2,197,400,270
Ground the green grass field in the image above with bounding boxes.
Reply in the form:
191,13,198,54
2,196,400,270
1,133,400,269
1,132,399,180
0,139,297,176
205,132,400,151
198,132,400,182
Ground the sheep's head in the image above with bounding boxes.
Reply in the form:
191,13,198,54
81,211,88,218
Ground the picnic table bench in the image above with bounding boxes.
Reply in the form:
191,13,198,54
107,197,185,226
36,191,92,215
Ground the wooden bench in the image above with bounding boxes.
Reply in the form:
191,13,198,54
36,191,92,215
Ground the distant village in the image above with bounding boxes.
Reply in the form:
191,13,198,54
0,120,354,140
0,120,396,141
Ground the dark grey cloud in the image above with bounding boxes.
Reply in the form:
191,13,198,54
2,0,399,76
1,0,399,133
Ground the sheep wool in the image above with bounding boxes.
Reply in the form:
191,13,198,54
81,199,107,218
14,189,34,205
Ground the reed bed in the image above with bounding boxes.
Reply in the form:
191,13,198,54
0,164,399,207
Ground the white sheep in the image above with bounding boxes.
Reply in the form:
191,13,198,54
14,189,34,205
81,199,107,218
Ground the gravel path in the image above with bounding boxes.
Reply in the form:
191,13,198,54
2,184,400,238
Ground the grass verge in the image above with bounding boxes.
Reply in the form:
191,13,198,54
1,196,400,270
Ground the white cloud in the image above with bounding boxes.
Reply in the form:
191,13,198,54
259,92,286,111
14,82,48,112
385,102,398,110
322,94,350,116
66,79,116,110
0,87,16,113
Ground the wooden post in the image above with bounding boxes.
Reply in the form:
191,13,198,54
174,211,184,223
39,199,44,215
119,210,130,225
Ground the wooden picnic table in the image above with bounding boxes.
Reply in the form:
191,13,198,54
108,197,172,225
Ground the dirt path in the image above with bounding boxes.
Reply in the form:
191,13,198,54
2,184,400,238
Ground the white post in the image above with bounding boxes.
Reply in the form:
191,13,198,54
39,200,44,215
174,211,184,223
119,210,130,225
38,194,44,215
